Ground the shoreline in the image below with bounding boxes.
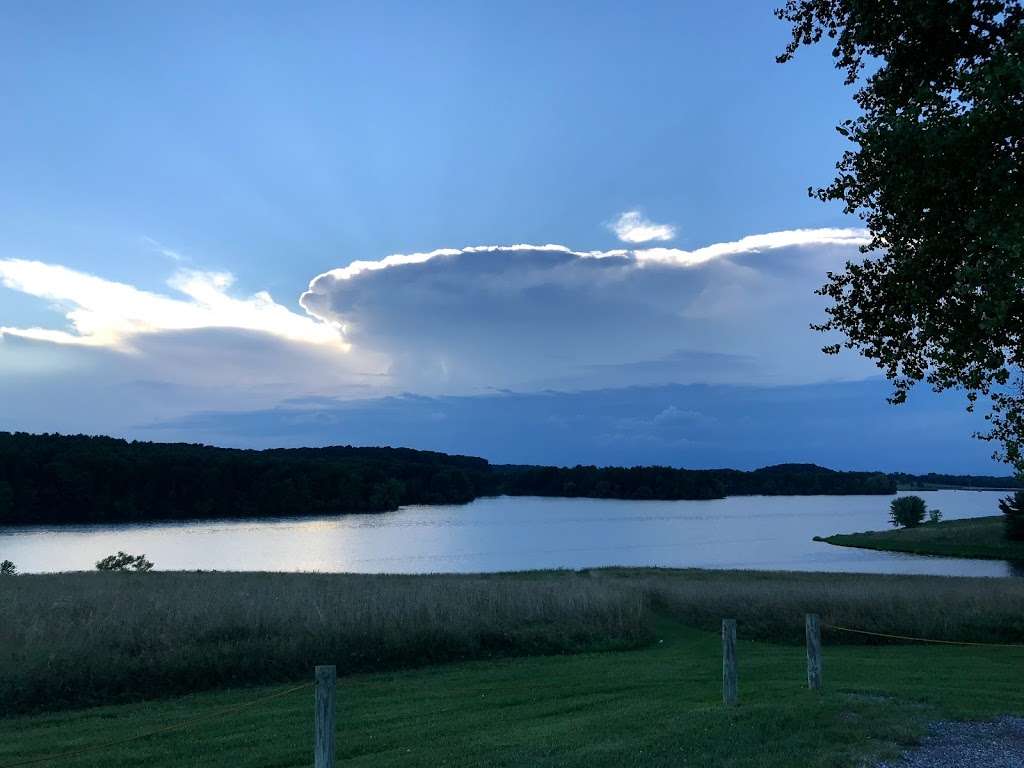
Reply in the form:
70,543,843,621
817,516,1024,562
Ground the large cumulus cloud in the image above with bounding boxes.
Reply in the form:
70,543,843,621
299,229,874,393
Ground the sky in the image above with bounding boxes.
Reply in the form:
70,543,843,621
0,2,1002,473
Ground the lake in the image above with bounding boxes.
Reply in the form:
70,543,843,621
1,489,1017,576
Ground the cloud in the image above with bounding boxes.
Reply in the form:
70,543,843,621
149,380,1000,474
0,260,385,436
300,228,872,394
0,259,345,349
1,227,875,439
141,236,187,263
609,210,676,243
0,328,389,436
301,228,865,287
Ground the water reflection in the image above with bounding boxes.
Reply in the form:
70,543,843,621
0,490,1013,577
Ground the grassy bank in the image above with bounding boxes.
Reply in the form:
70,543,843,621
3,619,1024,767
5,568,1024,717
819,516,1024,561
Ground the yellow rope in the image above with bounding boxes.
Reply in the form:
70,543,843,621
0,681,314,768
824,623,1024,648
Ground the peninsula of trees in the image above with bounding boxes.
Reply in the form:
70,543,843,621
0,432,1017,525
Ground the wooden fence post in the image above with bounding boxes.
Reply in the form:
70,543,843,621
806,613,822,691
722,618,738,706
315,665,336,768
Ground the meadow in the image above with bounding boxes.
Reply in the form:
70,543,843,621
0,570,648,715
820,516,1024,561
3,618,1024,767
5,568,1024,717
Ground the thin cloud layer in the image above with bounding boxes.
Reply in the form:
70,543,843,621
0,259,345,349
152,380,1000,474
0,259,375,435
609,211,677,243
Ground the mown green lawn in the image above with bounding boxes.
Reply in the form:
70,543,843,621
3,619,1022,768
820,516,1024,560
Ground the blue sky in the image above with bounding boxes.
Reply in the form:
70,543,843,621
0,3,1001,472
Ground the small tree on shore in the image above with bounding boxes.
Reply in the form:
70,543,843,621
999,491,1024,541
0,560,15,575
96,552,154,572
890,496,927,529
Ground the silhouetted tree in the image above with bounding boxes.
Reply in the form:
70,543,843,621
95,551,154,572
999,491,1024,540
890,496,928,528
777,1,1024,468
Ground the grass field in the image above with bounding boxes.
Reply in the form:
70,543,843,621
2,617,1023,768
0,570,649,715
6,568,1024,720
819,516,1024,561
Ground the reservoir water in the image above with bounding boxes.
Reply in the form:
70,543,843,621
1,489,1016,576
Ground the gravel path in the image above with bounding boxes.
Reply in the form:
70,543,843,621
878,717,1024,768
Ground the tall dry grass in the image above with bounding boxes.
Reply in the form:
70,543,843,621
605,568,1024,644
0,571,649,715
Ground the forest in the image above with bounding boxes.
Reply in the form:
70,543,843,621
0,432,1015,525
491,462,898,500
0,433,488,524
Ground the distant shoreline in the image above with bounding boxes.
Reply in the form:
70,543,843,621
897,485,1022,492
2,431,1021,526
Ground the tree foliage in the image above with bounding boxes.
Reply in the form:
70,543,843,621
95,551,154,572
777,1,1024,467
0,560,15,576
889,495,928,528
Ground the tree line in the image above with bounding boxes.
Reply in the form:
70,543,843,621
491,462,898,500
1,432,1017,525
0,433,487,524
891,473,1024,491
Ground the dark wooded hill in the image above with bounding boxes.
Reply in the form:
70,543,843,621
0,432,1013,525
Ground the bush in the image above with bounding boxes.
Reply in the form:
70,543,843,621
890,496,927,528
928,508,943,524
95,552,154,572
0,560,15,575
999,491,1024,540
